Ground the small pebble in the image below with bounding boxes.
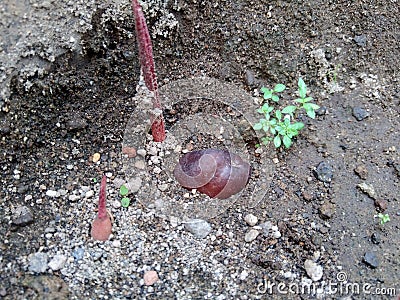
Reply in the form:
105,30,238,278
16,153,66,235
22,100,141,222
354,164,368,179
134,160,146,170
319,202,336,219
85,190,94,198
363,252,379,268
126,177,142,193
244,229,259,242
12,206,33,225
357,182,376,199
46,190,59,197
121,147,137,158
244,214,258,226
92,153,101,163
374,199,388,212
184,219,212,239
304,259,323,281
72,247,85,260
352,106,370,121
48,255,67,271
314,162,333,183
137,149,146,157
28,252,49,273
143,270,159,286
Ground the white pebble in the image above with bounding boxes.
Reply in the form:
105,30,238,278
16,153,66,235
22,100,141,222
244,229,259,242
244,214,258,226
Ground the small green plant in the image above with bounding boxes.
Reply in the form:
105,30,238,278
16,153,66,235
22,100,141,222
377,213,390,225
254,78,320,149
119,184,130,208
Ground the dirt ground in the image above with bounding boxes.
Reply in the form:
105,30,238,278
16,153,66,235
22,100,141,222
0,0,399,299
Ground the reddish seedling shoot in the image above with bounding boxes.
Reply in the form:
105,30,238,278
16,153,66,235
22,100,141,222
131,0,166,142
91,175,112,241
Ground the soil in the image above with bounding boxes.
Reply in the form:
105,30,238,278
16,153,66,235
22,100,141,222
0,0,399,299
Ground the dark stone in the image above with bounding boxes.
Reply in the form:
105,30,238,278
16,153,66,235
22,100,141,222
12,206,34,226
363,252,379,268
316,106,327,116
354,34,367,47
352,107,370,121
66,115,88,131
371,233,381,244
314,162,333,183
245,70,255,86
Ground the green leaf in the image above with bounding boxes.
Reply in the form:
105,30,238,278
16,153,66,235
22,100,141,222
262,89,273,99
121,197,130,207
283,135,292,148
306,108,316,119
275,110,282,120
295,98,305,104
282,106,297,115
120,185,129,196
273,135,281,148
271,94,279,102
298,78,307,99
253,123,263,130
274,84,286,93
302,97,313,103
291,122,305,131
255,143,260,148
257,108,264,114
270,127,276,135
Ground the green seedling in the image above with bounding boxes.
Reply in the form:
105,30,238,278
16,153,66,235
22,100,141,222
254,78,319,149
119,184,130,208
377,213,390,225
260,83,286,102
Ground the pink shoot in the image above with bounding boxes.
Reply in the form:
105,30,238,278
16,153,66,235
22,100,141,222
91,175,112,241
132,0,166,142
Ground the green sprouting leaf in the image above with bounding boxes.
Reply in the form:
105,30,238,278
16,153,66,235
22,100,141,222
298,78,307,99
120,185,129,196
295,98,305,104
302,97,314,103
261,137,271,145
270,126,276,135
283,135,292,148
253,123,263,130
274,84,286,93
282,105,297,115
121,197,130,207
92,178,97,183
271,94,279,102
255,144,260,148
262,88,273,99
291,122,305,131
275,110,282,120
273,135,281,148
306,108,316,119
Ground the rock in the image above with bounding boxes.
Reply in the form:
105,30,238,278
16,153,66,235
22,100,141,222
363,252,379,268
244,229,260,242
244,214,258,226
46,190,59,197
21,275,69,299
126,177,142,193
352,107,370,121
137,149,146,157
357,182,376,199
48,255,67,271
245,70,255,86
302,191,313,201
304,259,323,281
12,206,33,225
121,147,137,158
260,221,273,236
371,233,380,244
354,164,368,179
134,160,146,170
143,270,159,286
316,106,327,116
184,219,212,239
314,162,333,183
67,115,87,130
28,252,49,273
85,190,94,198
319,202,336,219
92,153,101,163
354,34,367,47
72,247,84,260
374,199,388,212
239,270,249,280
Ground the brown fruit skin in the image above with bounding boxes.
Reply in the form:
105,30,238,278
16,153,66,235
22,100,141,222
91,217,112,241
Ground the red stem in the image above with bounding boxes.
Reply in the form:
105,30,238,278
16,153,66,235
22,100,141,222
132,0,166,142
97,175,107,219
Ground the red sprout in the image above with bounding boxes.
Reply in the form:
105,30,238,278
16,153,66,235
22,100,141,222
91,175,112,241
131,0,166,142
